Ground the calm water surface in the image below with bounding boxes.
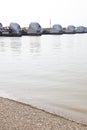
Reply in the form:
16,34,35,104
0,35,87,124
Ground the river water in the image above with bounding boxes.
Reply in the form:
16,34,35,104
0,34,87,124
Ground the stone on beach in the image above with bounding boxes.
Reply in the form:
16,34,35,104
0,97,87,130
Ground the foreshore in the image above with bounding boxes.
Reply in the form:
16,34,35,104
0,97,87,130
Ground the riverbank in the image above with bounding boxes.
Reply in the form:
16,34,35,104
0,97,87,130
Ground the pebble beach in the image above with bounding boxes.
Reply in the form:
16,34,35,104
0,97,87,130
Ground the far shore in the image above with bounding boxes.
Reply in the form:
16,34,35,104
0,22,87,36
1,27,87,37
0,97,87,130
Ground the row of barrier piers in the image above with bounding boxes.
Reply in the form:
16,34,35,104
0,22,87,36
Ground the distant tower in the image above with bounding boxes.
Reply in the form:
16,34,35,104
50,18,51,28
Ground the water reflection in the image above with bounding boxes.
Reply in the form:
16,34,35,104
0,40,5,52
0,37,8,52
29,37,41,54
52,35,62,49
10,37,22,54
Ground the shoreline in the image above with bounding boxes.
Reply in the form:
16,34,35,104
14,97,87,125
0,97,87,130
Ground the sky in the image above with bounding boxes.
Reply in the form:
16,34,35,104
0,0,87,27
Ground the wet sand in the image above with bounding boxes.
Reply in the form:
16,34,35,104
0,97,87,130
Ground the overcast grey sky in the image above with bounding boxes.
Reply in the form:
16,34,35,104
0,0,87,27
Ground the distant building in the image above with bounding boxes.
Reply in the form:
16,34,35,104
75,26,85,33
9,22,22,36
64,25,76,33
53,24,62,32
50,24,62,34
84,27,87,33
0,23,3,29
28,22,42,35
0,23,3,35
